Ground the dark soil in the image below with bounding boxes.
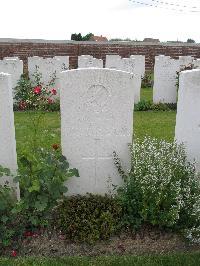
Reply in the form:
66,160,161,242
3,226,200,257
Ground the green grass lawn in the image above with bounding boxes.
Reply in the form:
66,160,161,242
14,87,157,154
1,253,200,266
134,111,176,142
141,87,153,102
14,109,176,155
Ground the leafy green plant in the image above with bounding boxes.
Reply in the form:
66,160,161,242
141,73,153,88
135,100,152,111
151,103,177,111
114,137,200,235
0,167,23,251
14,146,79,228
55,194,122,243
135,100,176,111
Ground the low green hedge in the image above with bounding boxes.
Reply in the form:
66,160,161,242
54,194,122,243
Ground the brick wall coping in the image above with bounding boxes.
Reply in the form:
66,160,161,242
0,38,200,47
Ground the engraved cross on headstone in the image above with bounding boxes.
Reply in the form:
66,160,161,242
82,138,113,186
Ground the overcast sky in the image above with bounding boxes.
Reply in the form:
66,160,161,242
0,0,200,42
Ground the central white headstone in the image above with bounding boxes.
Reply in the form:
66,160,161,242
60,68,135,195
0,73,19,199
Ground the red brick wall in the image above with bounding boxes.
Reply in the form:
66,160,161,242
1,40,200,71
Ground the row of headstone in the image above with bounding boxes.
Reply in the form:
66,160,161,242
27,55,144,104
28,56,69,88
153,55,200,104
59,67,200,194
105,54,145,77
27,54,145,103
1,66,200,197
0,68,135,197
105,55,145,103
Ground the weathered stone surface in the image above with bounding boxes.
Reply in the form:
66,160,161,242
194,59,200,69
179,56,194,67
0,57,23,91
175,69,200,171
28,56,69,88
153,55,180,103
0,73,19,199
59,68,135,195
78,55,103,68
130,55,145,77
121,58,141,103
105,55,122,69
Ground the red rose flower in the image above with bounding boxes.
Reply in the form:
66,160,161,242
51,88,57,95
11,250,17,257
52,144,59,150
48,98,53,104
19,101,27,110
33,86,41,95
24,231,34,237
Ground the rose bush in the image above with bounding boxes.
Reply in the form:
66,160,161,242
14,68,60,111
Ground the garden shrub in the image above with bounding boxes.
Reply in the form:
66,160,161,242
141,73,153,88
55,194,122,243
134,99,152,111
0,168,24,251
135,100,176,111
114,137,200,235
14,147,79,228
151,102,176,111
14,68,60,111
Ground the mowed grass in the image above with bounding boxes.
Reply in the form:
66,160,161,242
1,253,200,266
14,109,176,155
141,87,153,102
14,87,160,154
134,111,176,142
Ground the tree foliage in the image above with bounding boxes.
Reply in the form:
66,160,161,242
71,33,94,41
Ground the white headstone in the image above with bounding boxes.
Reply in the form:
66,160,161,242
105,55,122,69
0,58,23,90
54,56,69,70
28,56,69,88
175,69,200,171
153,55,180,104
0,73,20,199
121,58,141,103
78,55,103,68
194,59,200,69
92,58,103,68
59,68,135,195
78,55,93,68
130,55,145,77
179,56,194,67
